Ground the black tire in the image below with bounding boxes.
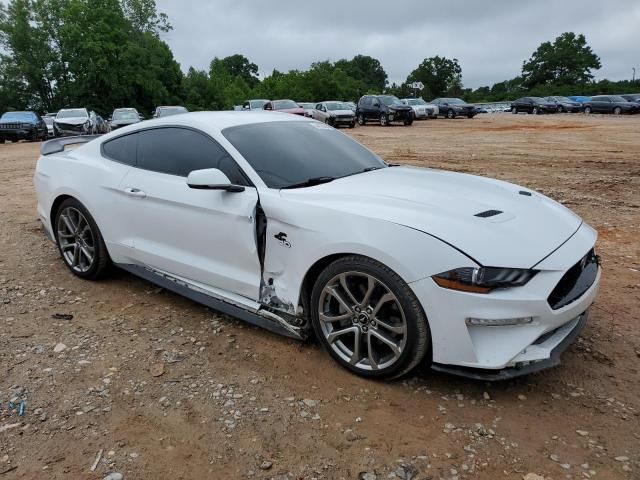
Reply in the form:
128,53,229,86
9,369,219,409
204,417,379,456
446,109,455,119
349,121,355,129
467,114,474,119
54,198,110,280
0,138,5,144
584,106,592,115
403,117,413,126
380,113,389,126
613,106,622,115
357,113,365,125
557,105,563,113
531,107,539,115
511,106,517,114
310,255,430,380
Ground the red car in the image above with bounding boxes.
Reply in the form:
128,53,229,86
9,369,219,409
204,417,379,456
263,99,306,116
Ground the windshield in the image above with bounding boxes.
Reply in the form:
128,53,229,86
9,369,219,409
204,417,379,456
223,121,386,189
159,106,188,117
113,110,139,120
380,96,403,106
251,100,268,109
273,100,298,110
406,98,427,106
57,109,88,119
325,102,344,111
1,111,35,121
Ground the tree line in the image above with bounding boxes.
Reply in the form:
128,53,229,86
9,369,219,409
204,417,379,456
1,0,636,116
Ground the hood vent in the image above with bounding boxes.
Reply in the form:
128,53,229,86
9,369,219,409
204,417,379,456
474,209,503,218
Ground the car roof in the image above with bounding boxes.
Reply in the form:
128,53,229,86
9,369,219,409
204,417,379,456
109,111,310,134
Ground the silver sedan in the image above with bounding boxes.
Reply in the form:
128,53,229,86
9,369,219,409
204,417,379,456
311,101,356,128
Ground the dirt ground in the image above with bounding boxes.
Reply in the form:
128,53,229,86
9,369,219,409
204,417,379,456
0,113,638,480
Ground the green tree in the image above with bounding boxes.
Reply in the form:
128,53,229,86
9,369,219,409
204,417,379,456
406,56,462,99
521,32,601,88
335,54,387,93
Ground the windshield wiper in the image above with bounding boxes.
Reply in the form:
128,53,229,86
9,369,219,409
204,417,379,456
362,166,383,172
281,176,335,189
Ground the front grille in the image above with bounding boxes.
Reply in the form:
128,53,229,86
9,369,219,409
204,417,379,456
547,249,599,310
0,123,23,130
56,122,84,131
337,115,353,119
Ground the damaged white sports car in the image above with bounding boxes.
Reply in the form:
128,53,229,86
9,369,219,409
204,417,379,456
34,112,601,380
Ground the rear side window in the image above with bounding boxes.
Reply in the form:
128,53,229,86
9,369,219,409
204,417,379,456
136,127,249,184
102,133,138,166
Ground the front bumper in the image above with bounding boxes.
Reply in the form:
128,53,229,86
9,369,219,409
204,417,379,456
55,124,88,136
0,128,34,140
410,222,600,376
432,310,589,380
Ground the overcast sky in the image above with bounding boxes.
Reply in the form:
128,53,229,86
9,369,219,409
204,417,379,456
156,0,639,88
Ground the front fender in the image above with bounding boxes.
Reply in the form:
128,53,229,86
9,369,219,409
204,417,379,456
259,190,476,313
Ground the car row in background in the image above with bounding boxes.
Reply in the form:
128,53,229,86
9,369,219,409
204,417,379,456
583,95,640,115
511,94,640,115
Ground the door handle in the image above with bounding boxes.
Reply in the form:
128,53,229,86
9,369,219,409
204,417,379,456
123,187,146,198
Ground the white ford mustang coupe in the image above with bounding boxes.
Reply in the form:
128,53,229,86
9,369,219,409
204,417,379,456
34,112,601,380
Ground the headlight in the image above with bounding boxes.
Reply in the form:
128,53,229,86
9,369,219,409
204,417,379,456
433,267,538,293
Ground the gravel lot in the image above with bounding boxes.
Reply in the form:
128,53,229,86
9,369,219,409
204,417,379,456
0,113,638,480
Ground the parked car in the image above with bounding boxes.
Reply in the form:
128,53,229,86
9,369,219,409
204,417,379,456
297,102,316,118
400,98,438,119
241,99,270,111
583,96,640,115
153,106,189,118
263,100,306,116
545,96,582,113
110,108,143,130
54,108,92,136
356,95,414,126
312,101,356,128
431,98,477,119
510,97,558,114
620,94,640,103
43,116,55,137
34,111,601,380
0,111,48,143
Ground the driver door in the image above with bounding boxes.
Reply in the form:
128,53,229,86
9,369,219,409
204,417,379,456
117,126,262,300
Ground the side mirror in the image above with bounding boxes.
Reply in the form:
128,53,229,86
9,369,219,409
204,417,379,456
187,168,245,192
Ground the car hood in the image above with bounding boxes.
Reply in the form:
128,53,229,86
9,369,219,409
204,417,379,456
329,109,355,116
280,166,582,269
387,105,412,111
55,117,88,125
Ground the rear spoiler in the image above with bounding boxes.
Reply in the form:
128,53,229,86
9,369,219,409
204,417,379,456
40,135,102,155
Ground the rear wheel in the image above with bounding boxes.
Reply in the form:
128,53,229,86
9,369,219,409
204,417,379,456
584,106,592,114
557,105,564,113
511,106,517,114
54,198,110,280
531,107,539,115
349,121,355,129
0,138,5,144
311,255,430,379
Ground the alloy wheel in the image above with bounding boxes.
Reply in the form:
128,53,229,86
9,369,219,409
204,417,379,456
57,207,96,273
317,272,408,371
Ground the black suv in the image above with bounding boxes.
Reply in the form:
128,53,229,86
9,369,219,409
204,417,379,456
0,111,48,143
431,98,477,118
583,95,640,115
356,95,414,126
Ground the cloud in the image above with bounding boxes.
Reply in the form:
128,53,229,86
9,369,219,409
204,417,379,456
156,0,640,88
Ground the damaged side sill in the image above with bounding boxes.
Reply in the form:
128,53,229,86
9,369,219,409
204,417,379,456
117,263,303,340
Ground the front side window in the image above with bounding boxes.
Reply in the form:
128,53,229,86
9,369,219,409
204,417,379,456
136,127,248,184
223,121,386,189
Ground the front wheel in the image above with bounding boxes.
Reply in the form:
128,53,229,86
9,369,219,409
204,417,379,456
584,106,592,114
380,113,389,126
511,106,517,114
613,106,622,115
310,256,430,379
357,113,365,126
446,109,455,119
531,107,539,115
349,121,355,129
54,198,111,280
